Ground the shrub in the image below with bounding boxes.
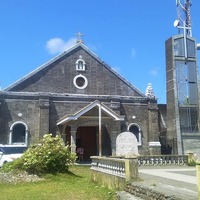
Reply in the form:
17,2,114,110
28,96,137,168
15,134,76,174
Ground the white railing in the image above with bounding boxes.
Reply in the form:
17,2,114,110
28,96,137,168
91,156,125,178
138,155,188,166
90,155,188,190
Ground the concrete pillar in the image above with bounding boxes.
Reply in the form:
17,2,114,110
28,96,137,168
39,98,49,138
186,151,196,166
125,156,138,181
70,126,77,154
196,161,200,199
148,102,161,155
148,102,159,142
111,122,120,156
111,130,118,156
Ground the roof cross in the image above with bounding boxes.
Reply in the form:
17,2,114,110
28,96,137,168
75,32,84,43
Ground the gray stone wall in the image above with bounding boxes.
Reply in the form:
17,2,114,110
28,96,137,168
121,100,159,155
0,91,159,156
0,97,40,144
0,44,161,155
9,47,140,97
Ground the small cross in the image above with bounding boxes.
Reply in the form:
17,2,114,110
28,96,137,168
75,32,84,43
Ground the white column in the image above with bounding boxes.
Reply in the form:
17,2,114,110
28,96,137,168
9,130,12,144
99,104,102,157
70,127,77,154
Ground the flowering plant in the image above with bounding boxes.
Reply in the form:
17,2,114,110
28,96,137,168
18,134,76,174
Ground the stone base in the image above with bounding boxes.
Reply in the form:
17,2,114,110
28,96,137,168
91,169,125,190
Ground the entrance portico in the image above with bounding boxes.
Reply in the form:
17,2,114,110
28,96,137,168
57,100,124,159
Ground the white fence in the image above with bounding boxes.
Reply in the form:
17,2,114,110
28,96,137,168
91,156,126,178
138,155,188,166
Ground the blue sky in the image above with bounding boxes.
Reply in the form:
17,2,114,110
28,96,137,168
1,1,200,103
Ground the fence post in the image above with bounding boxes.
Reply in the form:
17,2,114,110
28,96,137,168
186,151,195,166
125,156,138,181
196,161,200,199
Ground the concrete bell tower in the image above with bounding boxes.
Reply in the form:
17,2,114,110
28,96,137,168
165,0,200,155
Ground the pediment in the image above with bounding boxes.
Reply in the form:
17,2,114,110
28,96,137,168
4,43,145,98
57,100,125,125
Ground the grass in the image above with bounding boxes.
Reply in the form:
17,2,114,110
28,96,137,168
0,165,116,200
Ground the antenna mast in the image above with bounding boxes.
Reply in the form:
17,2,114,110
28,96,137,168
175,0,192,37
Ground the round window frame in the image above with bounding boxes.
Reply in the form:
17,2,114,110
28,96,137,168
73,74,88,89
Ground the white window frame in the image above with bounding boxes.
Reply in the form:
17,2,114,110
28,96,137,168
73,74,88,89
76,59,86,71
127,123,142,146
9,121,28,146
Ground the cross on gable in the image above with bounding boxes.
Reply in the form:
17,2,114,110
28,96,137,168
75,32,84,43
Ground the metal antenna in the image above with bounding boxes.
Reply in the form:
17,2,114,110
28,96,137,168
174,0,192,37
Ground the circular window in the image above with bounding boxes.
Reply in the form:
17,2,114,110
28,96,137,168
73,74,88,89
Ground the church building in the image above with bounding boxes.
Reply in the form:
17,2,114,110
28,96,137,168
0,39,163,160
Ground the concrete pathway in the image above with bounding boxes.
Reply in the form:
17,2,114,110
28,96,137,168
138,166,198,199
139,167,197,184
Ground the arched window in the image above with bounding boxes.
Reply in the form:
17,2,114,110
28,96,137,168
127,123,142,145
76,58,86,71
9,121,28,146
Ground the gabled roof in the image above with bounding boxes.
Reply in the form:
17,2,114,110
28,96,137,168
57,100,125,125
4,42,145,96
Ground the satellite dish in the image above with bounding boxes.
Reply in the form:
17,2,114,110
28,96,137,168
197,43,200,50
174,20,180,27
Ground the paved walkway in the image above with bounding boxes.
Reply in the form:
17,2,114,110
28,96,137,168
118,166,198,200
139,167,196,182
138,166,198,200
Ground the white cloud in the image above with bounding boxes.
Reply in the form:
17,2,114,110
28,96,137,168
46,37,77,54
149,69,159,76
131,48,136,58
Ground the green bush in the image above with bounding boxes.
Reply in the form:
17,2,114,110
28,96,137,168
15,134,76,174
0,159,22,173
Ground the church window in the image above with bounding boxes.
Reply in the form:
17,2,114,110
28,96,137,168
9,121,28,146
76,58,86,71
128,123,141,145
73,74,88,89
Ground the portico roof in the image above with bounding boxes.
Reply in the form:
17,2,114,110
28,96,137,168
56,100,125,126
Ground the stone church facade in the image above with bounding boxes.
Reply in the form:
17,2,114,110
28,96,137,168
0,42,163,160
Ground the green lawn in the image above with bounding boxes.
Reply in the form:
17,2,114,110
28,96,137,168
0,166,116,200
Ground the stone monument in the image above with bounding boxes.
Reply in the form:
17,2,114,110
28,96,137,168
116,131,138,157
